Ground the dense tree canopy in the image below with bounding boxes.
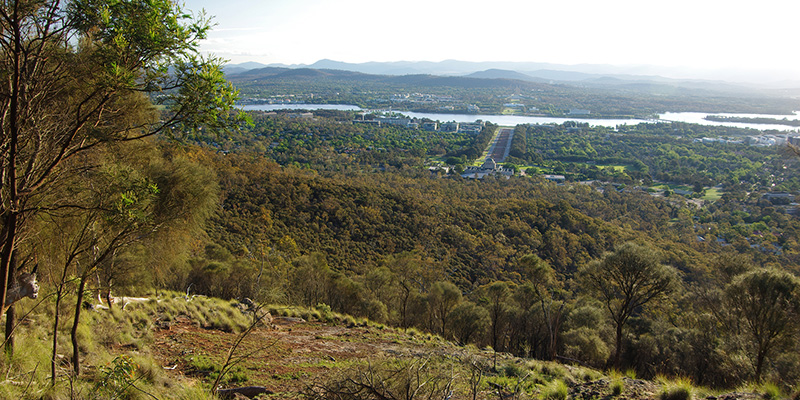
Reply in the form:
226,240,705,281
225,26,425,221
162,108,800,387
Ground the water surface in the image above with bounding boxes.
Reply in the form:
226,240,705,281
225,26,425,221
242,104,800,132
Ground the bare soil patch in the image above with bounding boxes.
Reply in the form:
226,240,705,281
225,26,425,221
151,316,463,397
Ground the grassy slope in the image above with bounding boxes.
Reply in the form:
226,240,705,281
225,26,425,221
3,293,782,400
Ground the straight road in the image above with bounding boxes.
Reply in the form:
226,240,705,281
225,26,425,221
485,127,514,162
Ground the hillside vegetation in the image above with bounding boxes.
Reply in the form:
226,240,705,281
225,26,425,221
6,110,800,397
3,292,790,399
3,1,800,398
8,112,800,397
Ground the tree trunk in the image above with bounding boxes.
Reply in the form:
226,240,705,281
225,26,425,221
71,275,88,376
491,310,501,371
3,253,17,356
541,297,564,361
1,0,23,327
4,253,18,355
51,285,64,386
104,253,116,309
4,306,14,355
105,289,114,310
613,322,623,370
401,289,410,329
0,212,17,317
755,345,766,384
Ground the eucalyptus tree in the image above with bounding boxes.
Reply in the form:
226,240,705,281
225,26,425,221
72,143,219,376
448,301,489,345
725,268,800,383
519,253,564,360
484,280,511,370
578,242,680,369
0,0,241,347
428,280,462,336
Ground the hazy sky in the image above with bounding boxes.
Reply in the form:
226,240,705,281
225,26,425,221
181,0,800,81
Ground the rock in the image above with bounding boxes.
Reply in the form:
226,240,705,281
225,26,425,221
216,386,273,399
156,320,172,330
274,316,305,324
714,393,762,400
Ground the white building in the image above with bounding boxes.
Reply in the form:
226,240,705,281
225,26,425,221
462,158,514,179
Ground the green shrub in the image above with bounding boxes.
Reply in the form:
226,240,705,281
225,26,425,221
539,362,567,379
580,369,601,382
92,356,138,400
761,382,781,400
541,379,569,400
562,326,610,367
130,353,167,386
224,366,249,384
342,315,356,326
207,311,236,332
406,327,422,337
315,303,332,320
611,379,624,396
187,355,218,375
658,377,694,400
660,386,691,400
176,386,216,400
502,363,525,378
307,309,323,321
186,354,248,385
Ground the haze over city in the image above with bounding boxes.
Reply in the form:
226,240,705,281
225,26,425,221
182,0,800,84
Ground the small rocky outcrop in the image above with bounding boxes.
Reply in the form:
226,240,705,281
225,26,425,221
708,393,763,400
216,385,273,399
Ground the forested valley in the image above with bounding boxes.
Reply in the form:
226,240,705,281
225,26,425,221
3,1,800,398
158,110,800,389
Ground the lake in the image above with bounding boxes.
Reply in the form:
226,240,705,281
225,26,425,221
659,112,800,132
241,104,800,132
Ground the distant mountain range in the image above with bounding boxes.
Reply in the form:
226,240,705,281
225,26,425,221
222,59,800,94
227,66,546,92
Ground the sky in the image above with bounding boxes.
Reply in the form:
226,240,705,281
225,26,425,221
181,0,800,83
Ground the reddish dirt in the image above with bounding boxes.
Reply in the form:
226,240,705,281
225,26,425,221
148,316,764,400
151,316,461,397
